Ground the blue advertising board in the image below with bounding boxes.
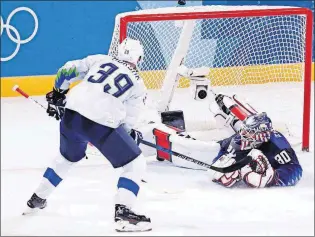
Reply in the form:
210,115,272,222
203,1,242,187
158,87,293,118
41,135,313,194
0,0,313,96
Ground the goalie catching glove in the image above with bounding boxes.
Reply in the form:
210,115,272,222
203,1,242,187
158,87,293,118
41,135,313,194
240,149,275,188
46,87,69,121
210,149,275,188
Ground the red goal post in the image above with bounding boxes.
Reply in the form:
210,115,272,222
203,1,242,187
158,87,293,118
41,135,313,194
110,6,313,151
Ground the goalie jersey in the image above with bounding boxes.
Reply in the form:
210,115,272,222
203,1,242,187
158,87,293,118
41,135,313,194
214,131,303,187
54,55,146,131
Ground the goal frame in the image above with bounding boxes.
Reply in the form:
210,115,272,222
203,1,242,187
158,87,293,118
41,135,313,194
118,7,313,151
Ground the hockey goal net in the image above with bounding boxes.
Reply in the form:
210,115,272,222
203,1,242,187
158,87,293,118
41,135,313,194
109,5,313,151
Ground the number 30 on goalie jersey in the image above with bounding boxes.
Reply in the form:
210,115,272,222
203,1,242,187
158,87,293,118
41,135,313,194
259,131,303,187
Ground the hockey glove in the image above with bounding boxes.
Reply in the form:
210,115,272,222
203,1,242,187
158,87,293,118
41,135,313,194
130,129,143,145
211,154,241,188
240,149,275,188
46,88,69,121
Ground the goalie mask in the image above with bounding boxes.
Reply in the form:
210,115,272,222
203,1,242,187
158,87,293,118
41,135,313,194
118,38,144,66
239,112,273,149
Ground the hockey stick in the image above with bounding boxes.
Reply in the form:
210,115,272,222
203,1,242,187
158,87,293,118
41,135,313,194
13,85,47,110
139,139,252,173
12,85,97,155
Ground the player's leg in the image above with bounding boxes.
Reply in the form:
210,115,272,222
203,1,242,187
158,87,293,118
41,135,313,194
85,124,151,232
151,125,221,170
114,154,150,232
209,93,247,134
23,109,88,214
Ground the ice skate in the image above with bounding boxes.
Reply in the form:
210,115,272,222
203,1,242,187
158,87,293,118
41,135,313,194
114,204,152,232
22,193,47,215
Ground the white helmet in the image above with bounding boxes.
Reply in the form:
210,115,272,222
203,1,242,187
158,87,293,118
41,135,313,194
117,38,144,65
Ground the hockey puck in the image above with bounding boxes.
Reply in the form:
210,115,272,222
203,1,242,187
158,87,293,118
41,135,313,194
157,157,165,162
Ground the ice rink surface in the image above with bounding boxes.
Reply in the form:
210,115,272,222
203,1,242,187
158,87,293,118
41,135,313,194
1,83,314,236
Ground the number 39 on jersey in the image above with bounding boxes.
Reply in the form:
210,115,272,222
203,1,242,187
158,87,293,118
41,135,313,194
87,62,134,99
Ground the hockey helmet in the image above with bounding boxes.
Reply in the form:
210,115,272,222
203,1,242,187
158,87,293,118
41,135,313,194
239,112,273,147
118,38,144,65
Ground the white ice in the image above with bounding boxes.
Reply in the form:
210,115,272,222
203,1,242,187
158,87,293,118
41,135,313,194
1,82,314,236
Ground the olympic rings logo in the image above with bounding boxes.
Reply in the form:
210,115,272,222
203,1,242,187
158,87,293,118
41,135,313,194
0,7,39,62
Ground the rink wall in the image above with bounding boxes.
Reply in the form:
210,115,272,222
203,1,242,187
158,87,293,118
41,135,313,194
1,1,314,97
1,63,314,96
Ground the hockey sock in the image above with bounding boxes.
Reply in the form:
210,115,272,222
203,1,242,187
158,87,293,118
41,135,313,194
115,154,146,208
34,153,75,199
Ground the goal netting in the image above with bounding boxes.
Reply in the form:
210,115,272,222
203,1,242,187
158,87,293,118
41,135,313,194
109,5,313,151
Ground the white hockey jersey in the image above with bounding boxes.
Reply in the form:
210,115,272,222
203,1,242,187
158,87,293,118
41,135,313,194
55,54,146,131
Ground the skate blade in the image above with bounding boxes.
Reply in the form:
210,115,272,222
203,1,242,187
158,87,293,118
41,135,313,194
115,220,152,232
22,206,39,215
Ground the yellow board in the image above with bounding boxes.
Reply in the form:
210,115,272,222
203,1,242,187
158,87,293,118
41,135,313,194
1,75,79,97
141,63,314,89
1,63,314,97
1,75,55,97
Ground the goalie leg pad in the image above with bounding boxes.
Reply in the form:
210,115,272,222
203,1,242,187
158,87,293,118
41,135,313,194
153,128,172,162
210,93,256,133
209,101,240,135
232,94,258,116
153,127,220,170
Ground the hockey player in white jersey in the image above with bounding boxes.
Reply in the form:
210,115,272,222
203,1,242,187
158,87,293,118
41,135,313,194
23,38,152,232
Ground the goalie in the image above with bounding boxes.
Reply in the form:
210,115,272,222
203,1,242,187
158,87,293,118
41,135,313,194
206,98,303,188
138,65,303,188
